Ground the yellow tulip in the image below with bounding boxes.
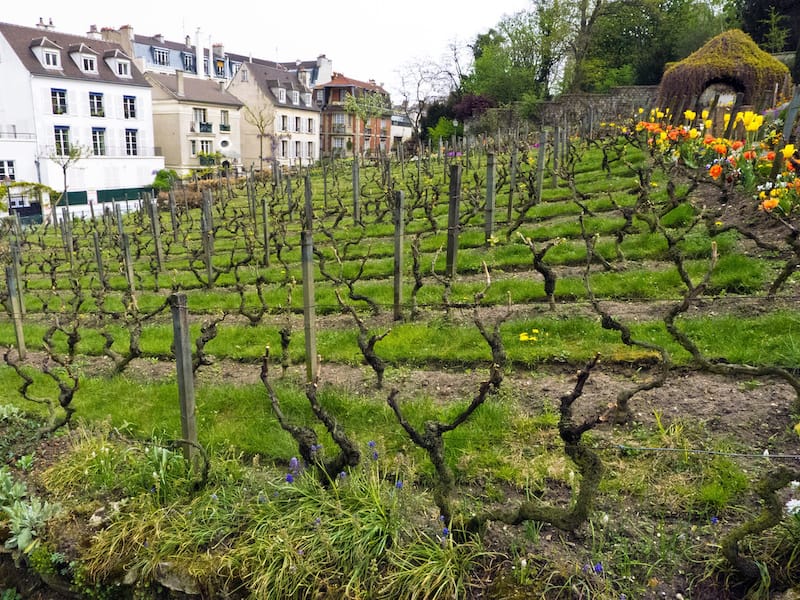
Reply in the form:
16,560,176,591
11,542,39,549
781,144,796,159
684,109,696,121
701,109,709,120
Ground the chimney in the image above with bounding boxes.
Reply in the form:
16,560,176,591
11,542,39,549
120,24,134,41
86,24,100,40
36,17,47,30
176,70,185,97
185,35,191,48
213,43,224,58
218,80,225,92
195,28,203,76
155,33,164,44
47,18,55,30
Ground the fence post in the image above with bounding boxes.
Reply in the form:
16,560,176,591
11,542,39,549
5,266,26,360
10,240,25,316
535,130,547,202
301,228,318,383
484,152,496,244
352,159,360,224
261,190,271,267
168,293,198,466
168,190,179,243
92,230,106,288
552,125,560,187
507,141,518,223
393,190,405,321
121,232,137,308
149,194,165,272
445,164,462,279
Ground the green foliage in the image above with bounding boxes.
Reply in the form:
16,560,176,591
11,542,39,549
151,169,178,192
3,497,61,553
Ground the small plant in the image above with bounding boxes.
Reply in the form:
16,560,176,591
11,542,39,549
3,497,61,553
0,466,27,506
15,453,35,472
0,404,22,422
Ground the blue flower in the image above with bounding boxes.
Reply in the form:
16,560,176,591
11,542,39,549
368,440,376,449
594,562,603,574
289,456,299,471
338,471,347,479
371,451,379,460
210,493,218,502
395,480,403,489
286,473,294,483
442,527,449,537
711,516,719,525
257,493,266,504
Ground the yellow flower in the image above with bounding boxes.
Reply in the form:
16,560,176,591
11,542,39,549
794,422,800,436
688,128,700,139
701,109,709,120
655,110,665,119
683,109,696,121
519,332,530,342
704,119,713,131
782,144,796,160
723,114,731,127
638,107,644,114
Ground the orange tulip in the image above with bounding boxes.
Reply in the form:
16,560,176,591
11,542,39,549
709,164,723,179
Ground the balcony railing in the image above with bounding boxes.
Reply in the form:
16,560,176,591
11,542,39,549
332,124,346,133
199,122,213,133
219,123,231,132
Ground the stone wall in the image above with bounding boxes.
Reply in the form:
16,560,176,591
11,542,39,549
537,86,659,135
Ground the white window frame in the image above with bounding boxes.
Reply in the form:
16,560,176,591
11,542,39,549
152,47,169,67
89,92,104,117
116,60,131,77
43,50,60,68
125,129,138,156
278,88,286,103
54,126,70,156
292,90,299,104
91,127,106,156
123,95,136,119
51,88,67,115
0,160,15,181
82,55,97,73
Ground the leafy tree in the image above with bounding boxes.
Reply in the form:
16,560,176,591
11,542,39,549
740,0,800,52
343,91,389,158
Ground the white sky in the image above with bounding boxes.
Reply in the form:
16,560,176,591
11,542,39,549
2,0,532,101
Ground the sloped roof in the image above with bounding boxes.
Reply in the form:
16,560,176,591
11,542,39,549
0,21,149,87
320,72,388,95
146,72,243,107
658,29,791,105
242,62,318,112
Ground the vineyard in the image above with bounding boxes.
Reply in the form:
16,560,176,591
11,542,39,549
1,109,800,599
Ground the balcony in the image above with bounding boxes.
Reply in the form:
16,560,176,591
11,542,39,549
199,122,213,133
219,123,231,132
332,124,346,134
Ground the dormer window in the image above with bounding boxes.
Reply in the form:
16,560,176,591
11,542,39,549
292,90,299,104
278,88,286,103
44,49,60,68
152,47,169,66
82,55,97,73
116,61,130,77
104,49,133,79
303,92,312,106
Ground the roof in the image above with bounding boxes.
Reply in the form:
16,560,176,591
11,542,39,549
146,72,244,107
242,62,318,112
0,21,150,87
319,72,388,95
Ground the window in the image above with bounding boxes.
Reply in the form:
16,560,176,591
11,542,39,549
307,118,314,134
280,115,288,131
0,160,15,181
125,129,138,156
116,61,130,77
220,109,230,132
307,141,314,158
278,88,286,103
214,59,225,78
295,141,301,158
231,62,241,75
303,93,311,106
89,92,104,117
152,48,169,66
316,90,324,105
123,96,136,119
51,88,67,114
280,140,288,158
292,91,299,104
182,53,195,73
190,140,197,156
295,116,301,132
200,140,213,153
241,68,248,82
54,126,70,155
44,50,60,68
82,55,97,72
91,128,106,155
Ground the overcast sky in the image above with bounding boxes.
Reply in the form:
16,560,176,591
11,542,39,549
3,0,532,100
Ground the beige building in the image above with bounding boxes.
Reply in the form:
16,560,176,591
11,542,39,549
146,71,243,175
227,61,319,172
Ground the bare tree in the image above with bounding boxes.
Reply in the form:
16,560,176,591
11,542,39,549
47,144,92,225
243,101,276,174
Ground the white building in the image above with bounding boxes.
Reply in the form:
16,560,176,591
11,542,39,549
0,20,163,220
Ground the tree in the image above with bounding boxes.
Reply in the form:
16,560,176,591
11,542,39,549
48,144,91,226
740,0,800,53
343,90,389,159
243,102,276,173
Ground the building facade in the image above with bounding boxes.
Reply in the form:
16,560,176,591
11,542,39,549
146,71,243,175
0,20,163,219
316,73,392,159
227,61,320,172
